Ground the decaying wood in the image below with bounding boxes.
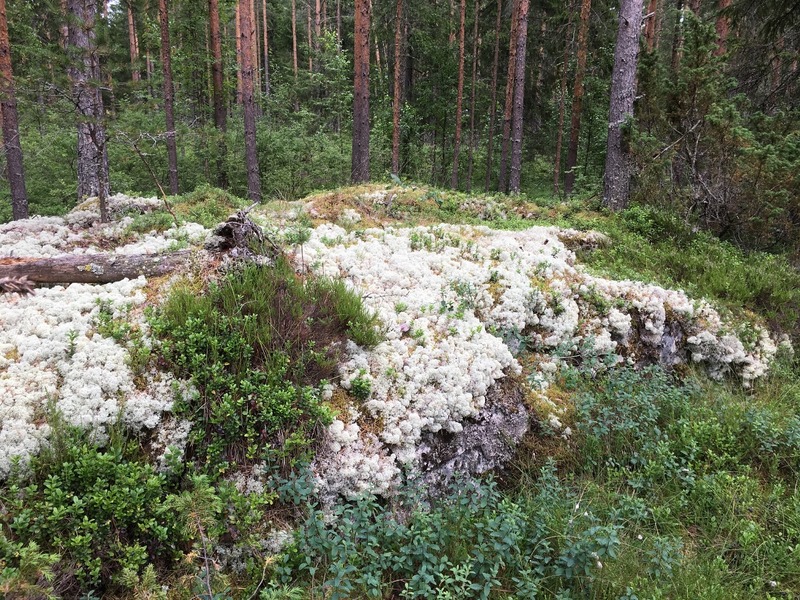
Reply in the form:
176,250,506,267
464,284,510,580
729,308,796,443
0,251,194,286
0,276,35,294
0,210,279,292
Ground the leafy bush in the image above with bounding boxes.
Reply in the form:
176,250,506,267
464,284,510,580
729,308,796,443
0,438,183,596
150,258,381,468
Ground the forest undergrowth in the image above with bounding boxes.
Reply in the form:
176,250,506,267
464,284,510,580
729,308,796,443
2,184,800,599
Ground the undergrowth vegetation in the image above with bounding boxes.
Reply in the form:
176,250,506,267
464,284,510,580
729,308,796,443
149,257,381,469
3,185,800,598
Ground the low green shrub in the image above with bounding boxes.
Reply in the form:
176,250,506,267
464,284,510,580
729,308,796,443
0,438,184,596
149,257,381,468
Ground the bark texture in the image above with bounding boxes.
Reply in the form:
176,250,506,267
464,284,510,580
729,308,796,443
564,0,592,195
239,0,262,201
644,0,658,51
484,0,502,191
262,0,270,95
0,252,193,286
498,0,519,193
159,0,179,195
603,0,644,211
351,0,371,183
391,0,403,175
714,0,731,56
0,0,28,219
450,0,467,188
67,0,110,214
127,2,140,82
507,0,529,193
465,0,480,191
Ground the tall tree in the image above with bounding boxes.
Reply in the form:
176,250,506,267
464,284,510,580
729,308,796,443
554,10,573,195
507,0,529,193
391,0,403,175
159,0,179,194
451,0,466,188
239,0,261,200
209,0,227,187
484,0,502,191
127,1,140,82
0,0,27,219
671,0,684,72
603,0,644,210
564,0,592,195
644,0,659,50
67,0,110,218
465,0,480,191
714,0,731,56
351,0,371,183
498,0,520,192
262,0,270,96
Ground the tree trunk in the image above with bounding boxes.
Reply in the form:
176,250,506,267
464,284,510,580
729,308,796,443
127,2,140,82
262,0,270,96
0,252,193,286
450,0,466,188
336,0,341,40
507,0,529,194
553,12,572,196
209,0,227,188
644,0,658,51
235,1,243,103
307,1,313,72
671,0,683,73
159,0,179,195
239,0,261,201
465,0,480,192
688,0,700,12
498,0,520,193
603,0,644,211
713,0,731,56
67,0,110,219
292,0,299,78
391,0,403,175
0,0,27,220
484,0,502,191
351,0,371,183
564,0,592,195
59,0,69,48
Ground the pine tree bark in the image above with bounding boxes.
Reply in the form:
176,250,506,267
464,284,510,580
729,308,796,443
450,0,467,188
498,0,520,193
507,0,529,194
127,2,140,82
564,0,592,195
235,1,243,103
713,0,731,56
553,11,573,196
603,0,644,211
67,0,110,217
262,0,270,96
465,0,480,192
0,0,27,219
307,1,313,72
484,0,502,191
644,0,658,51
239,0,261,201
351,0,371,183
291,0,299,78
159,0,179,195
209,0,227,187
391,0,403,175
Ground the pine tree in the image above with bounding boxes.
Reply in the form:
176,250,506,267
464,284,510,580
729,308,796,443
351,0,371,183
239,0,261,200
603,0,644,210
0,0,27,219
159,0,179,194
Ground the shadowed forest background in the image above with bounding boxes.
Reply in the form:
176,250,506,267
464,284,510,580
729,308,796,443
1,0,798,257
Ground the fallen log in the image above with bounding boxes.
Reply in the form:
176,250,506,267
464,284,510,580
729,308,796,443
0,251,195,287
